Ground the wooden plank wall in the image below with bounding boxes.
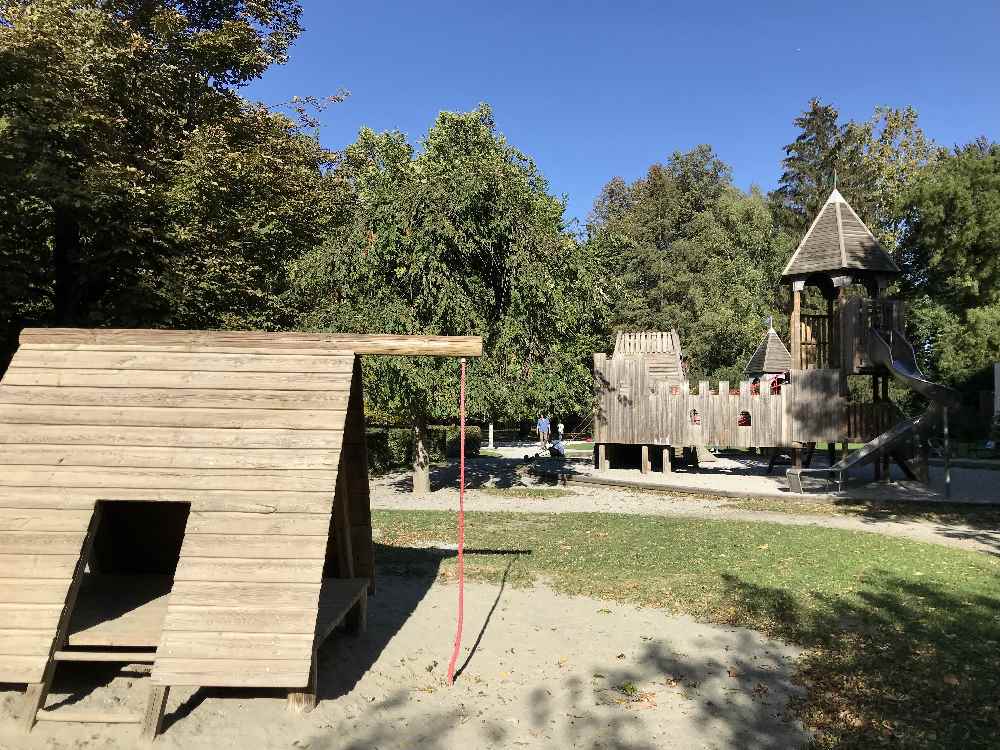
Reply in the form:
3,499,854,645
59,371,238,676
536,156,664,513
594,356,843,447
0,338,355,687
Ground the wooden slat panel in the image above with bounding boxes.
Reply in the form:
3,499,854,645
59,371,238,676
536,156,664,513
4,369,352,391
0,654,46,683
184,512,330,536
0,466,338,492
0,578,72,604
0,554,78,579
161,606,316,634
0,604,62,629
179,535,327,559
0,446,341,471
157,632,313,660
20,328,482,356
0,488,333,513
151,658,310,688
0,629,56,655
0,405,346,430
0,531,87,555
0,508,93,531
0,386,349,410
11,351,355,373
174,558,320,584
167,582,321,608
0,424,344,450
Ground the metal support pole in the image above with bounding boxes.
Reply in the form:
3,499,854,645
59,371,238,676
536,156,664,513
943,407,951,500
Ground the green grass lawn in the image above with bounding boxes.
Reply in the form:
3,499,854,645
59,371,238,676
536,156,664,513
373,510,1000,749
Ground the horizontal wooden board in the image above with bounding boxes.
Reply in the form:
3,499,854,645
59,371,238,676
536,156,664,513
0,446,341,471
0,508,93,532
20,329,483,357
151,657,311,688
0,653,46,683
0,629,54,655
11,350,356,374
4,369,353,392
0,604,62,629
0,466,339,493
0,531,87,556
0,554,78,579
0,578,72,604
161,605,317,634
0,405,347,430
184,512,330,536
167,581,321,608
0,386,350,411
0,488,334,513
174,557,321,584
157,632,313,660
0,424,345,450
179,534,328,560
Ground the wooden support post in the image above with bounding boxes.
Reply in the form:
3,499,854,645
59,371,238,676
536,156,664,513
640,445,650,474
140,686,169,744
597,443,608,471
345,593,368,635
790,286,802,370
792,447,802,469
288,652,318,714
662,447,672,474
690,446,700,472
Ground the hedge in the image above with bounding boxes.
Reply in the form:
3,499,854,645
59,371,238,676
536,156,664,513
367,425,482,474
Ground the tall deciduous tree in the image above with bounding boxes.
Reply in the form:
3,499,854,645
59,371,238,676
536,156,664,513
0,0,331,367
898,140,1000,398
586,146,791,381
290,105,611,491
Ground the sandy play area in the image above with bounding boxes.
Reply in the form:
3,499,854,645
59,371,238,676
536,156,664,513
0,574,807,750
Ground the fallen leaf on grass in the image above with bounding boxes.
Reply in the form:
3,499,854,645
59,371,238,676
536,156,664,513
943,675,960,686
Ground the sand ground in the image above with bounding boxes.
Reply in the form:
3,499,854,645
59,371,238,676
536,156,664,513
0,577,806,750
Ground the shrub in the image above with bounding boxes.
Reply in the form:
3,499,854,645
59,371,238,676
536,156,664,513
366,425,481,474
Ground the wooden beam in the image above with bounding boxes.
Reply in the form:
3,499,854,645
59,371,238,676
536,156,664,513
640,445,650,474
140,685,169,743
18,329,482,357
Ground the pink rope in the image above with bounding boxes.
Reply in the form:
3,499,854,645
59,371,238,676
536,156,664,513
446,358,466,685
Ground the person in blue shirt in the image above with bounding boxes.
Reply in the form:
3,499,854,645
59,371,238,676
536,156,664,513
536,414,550,447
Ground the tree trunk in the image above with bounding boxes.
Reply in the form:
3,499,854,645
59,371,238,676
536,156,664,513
52,206,83,324
412,416,431,494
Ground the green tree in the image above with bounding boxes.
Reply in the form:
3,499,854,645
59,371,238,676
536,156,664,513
0,0,323,367
898,140,1000,403
772,98,938,249
587,147,791,381
290,105,610,491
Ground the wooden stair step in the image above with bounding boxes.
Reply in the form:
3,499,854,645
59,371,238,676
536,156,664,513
36,710,143,724
53,650,156,663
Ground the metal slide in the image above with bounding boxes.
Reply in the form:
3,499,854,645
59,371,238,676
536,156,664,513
786,328,960,493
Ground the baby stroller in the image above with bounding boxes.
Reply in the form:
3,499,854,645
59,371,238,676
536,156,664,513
524,439,566,461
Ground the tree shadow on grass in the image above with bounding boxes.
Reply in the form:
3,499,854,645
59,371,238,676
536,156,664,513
716,569,1000,748
384,454,589,494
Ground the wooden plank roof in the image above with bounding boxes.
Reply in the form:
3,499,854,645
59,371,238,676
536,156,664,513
19,328,483,356
781,189,900,280
744,327,792,375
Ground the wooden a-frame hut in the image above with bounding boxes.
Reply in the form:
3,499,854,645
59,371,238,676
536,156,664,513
0,328,480,739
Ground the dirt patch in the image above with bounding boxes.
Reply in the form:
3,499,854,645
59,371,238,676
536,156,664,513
0,577,807,749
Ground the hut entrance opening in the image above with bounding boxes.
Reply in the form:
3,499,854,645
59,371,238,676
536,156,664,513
69,500,191,653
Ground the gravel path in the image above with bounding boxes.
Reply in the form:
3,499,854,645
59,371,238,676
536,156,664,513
371,456,1000,556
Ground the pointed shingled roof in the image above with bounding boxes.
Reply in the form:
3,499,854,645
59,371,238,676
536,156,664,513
744,327,792,375
781,189,900,280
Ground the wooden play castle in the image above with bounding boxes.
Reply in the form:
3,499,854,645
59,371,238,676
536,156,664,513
0,328,480,739
594,188,946,483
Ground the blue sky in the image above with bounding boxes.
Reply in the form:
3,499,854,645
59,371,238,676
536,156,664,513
244,1,1000,227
